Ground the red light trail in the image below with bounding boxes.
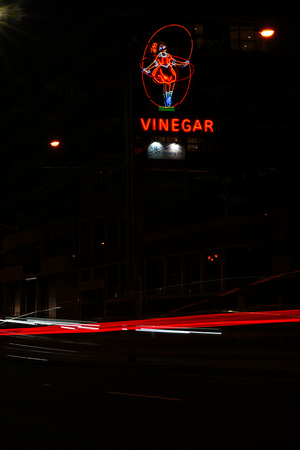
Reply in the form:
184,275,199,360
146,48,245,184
1,309,300,336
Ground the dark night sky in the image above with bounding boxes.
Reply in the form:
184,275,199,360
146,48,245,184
23,1,296,19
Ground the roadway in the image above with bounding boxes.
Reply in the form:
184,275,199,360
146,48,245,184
1,320,300,449
1,358,300,449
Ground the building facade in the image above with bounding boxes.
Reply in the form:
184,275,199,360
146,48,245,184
0,8,299,320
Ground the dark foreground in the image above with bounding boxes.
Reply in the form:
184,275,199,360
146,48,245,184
1,323,300,449
1,357,300,450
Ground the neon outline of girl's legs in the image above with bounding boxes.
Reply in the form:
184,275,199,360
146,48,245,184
163,82,175,106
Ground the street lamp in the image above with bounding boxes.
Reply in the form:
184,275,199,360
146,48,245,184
259,29,275,38
50,140,60,147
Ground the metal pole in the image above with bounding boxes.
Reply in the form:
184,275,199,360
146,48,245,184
125,67,137,315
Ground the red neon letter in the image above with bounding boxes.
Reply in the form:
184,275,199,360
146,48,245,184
171,118,180,132
159,118,169,132
204,120,214,132
140,118,151,131
192,120,203,132
181,119,191,132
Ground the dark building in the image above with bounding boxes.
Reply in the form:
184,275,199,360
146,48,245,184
0,6,299,320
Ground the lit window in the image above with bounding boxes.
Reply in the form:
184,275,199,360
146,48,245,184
230,25,264,52
187,136,212,152
187,137,199,152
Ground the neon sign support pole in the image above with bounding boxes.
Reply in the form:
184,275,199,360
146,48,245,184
125,69,133,279
124,62,139,316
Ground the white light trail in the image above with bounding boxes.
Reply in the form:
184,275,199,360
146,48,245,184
9,343,78,353
136,328,222,335
7,354,48,362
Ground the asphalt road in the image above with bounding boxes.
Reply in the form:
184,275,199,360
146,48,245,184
1,359,300,450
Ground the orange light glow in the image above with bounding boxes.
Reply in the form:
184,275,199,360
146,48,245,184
50,141,60,147
208,254,219,262
150,42,158,54
259,29,275,38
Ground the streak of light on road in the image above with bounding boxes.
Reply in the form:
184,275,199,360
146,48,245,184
1,309,300,336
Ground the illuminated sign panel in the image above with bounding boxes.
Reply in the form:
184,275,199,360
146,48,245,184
140,118,214,133
140,24,194,109
147,141,185,160
139,25,214,161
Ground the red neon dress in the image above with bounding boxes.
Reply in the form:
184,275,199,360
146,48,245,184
152,53,177,85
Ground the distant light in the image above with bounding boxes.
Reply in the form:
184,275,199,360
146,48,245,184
208,254,219,262
259,29,275,38
50,141,60,147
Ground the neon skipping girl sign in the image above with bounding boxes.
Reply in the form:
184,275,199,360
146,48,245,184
140,24,194,109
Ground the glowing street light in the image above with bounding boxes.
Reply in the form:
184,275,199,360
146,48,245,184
50,140,60,147
259,29,275,38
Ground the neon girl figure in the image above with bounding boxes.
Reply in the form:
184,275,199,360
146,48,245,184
143,42,189,107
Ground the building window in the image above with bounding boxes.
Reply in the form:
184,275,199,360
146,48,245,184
166,256,182,295
40,279,49,317
81,269,91,282
185,253,201,293
227,247,267,283
230,25,263,51
106,264,125,299
107,265,119,298
94,267,105,280
187,136,212,152
148,258,164,294
24,246,40,274
195,23,224,50
1,253,8,269
205,250,221,292
94,218,106,264
187,137,199,152
194,24,204,48
26,279,36,314
107,214,118,248
10,284,16,316
0,286,4,316
80,221,91,265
